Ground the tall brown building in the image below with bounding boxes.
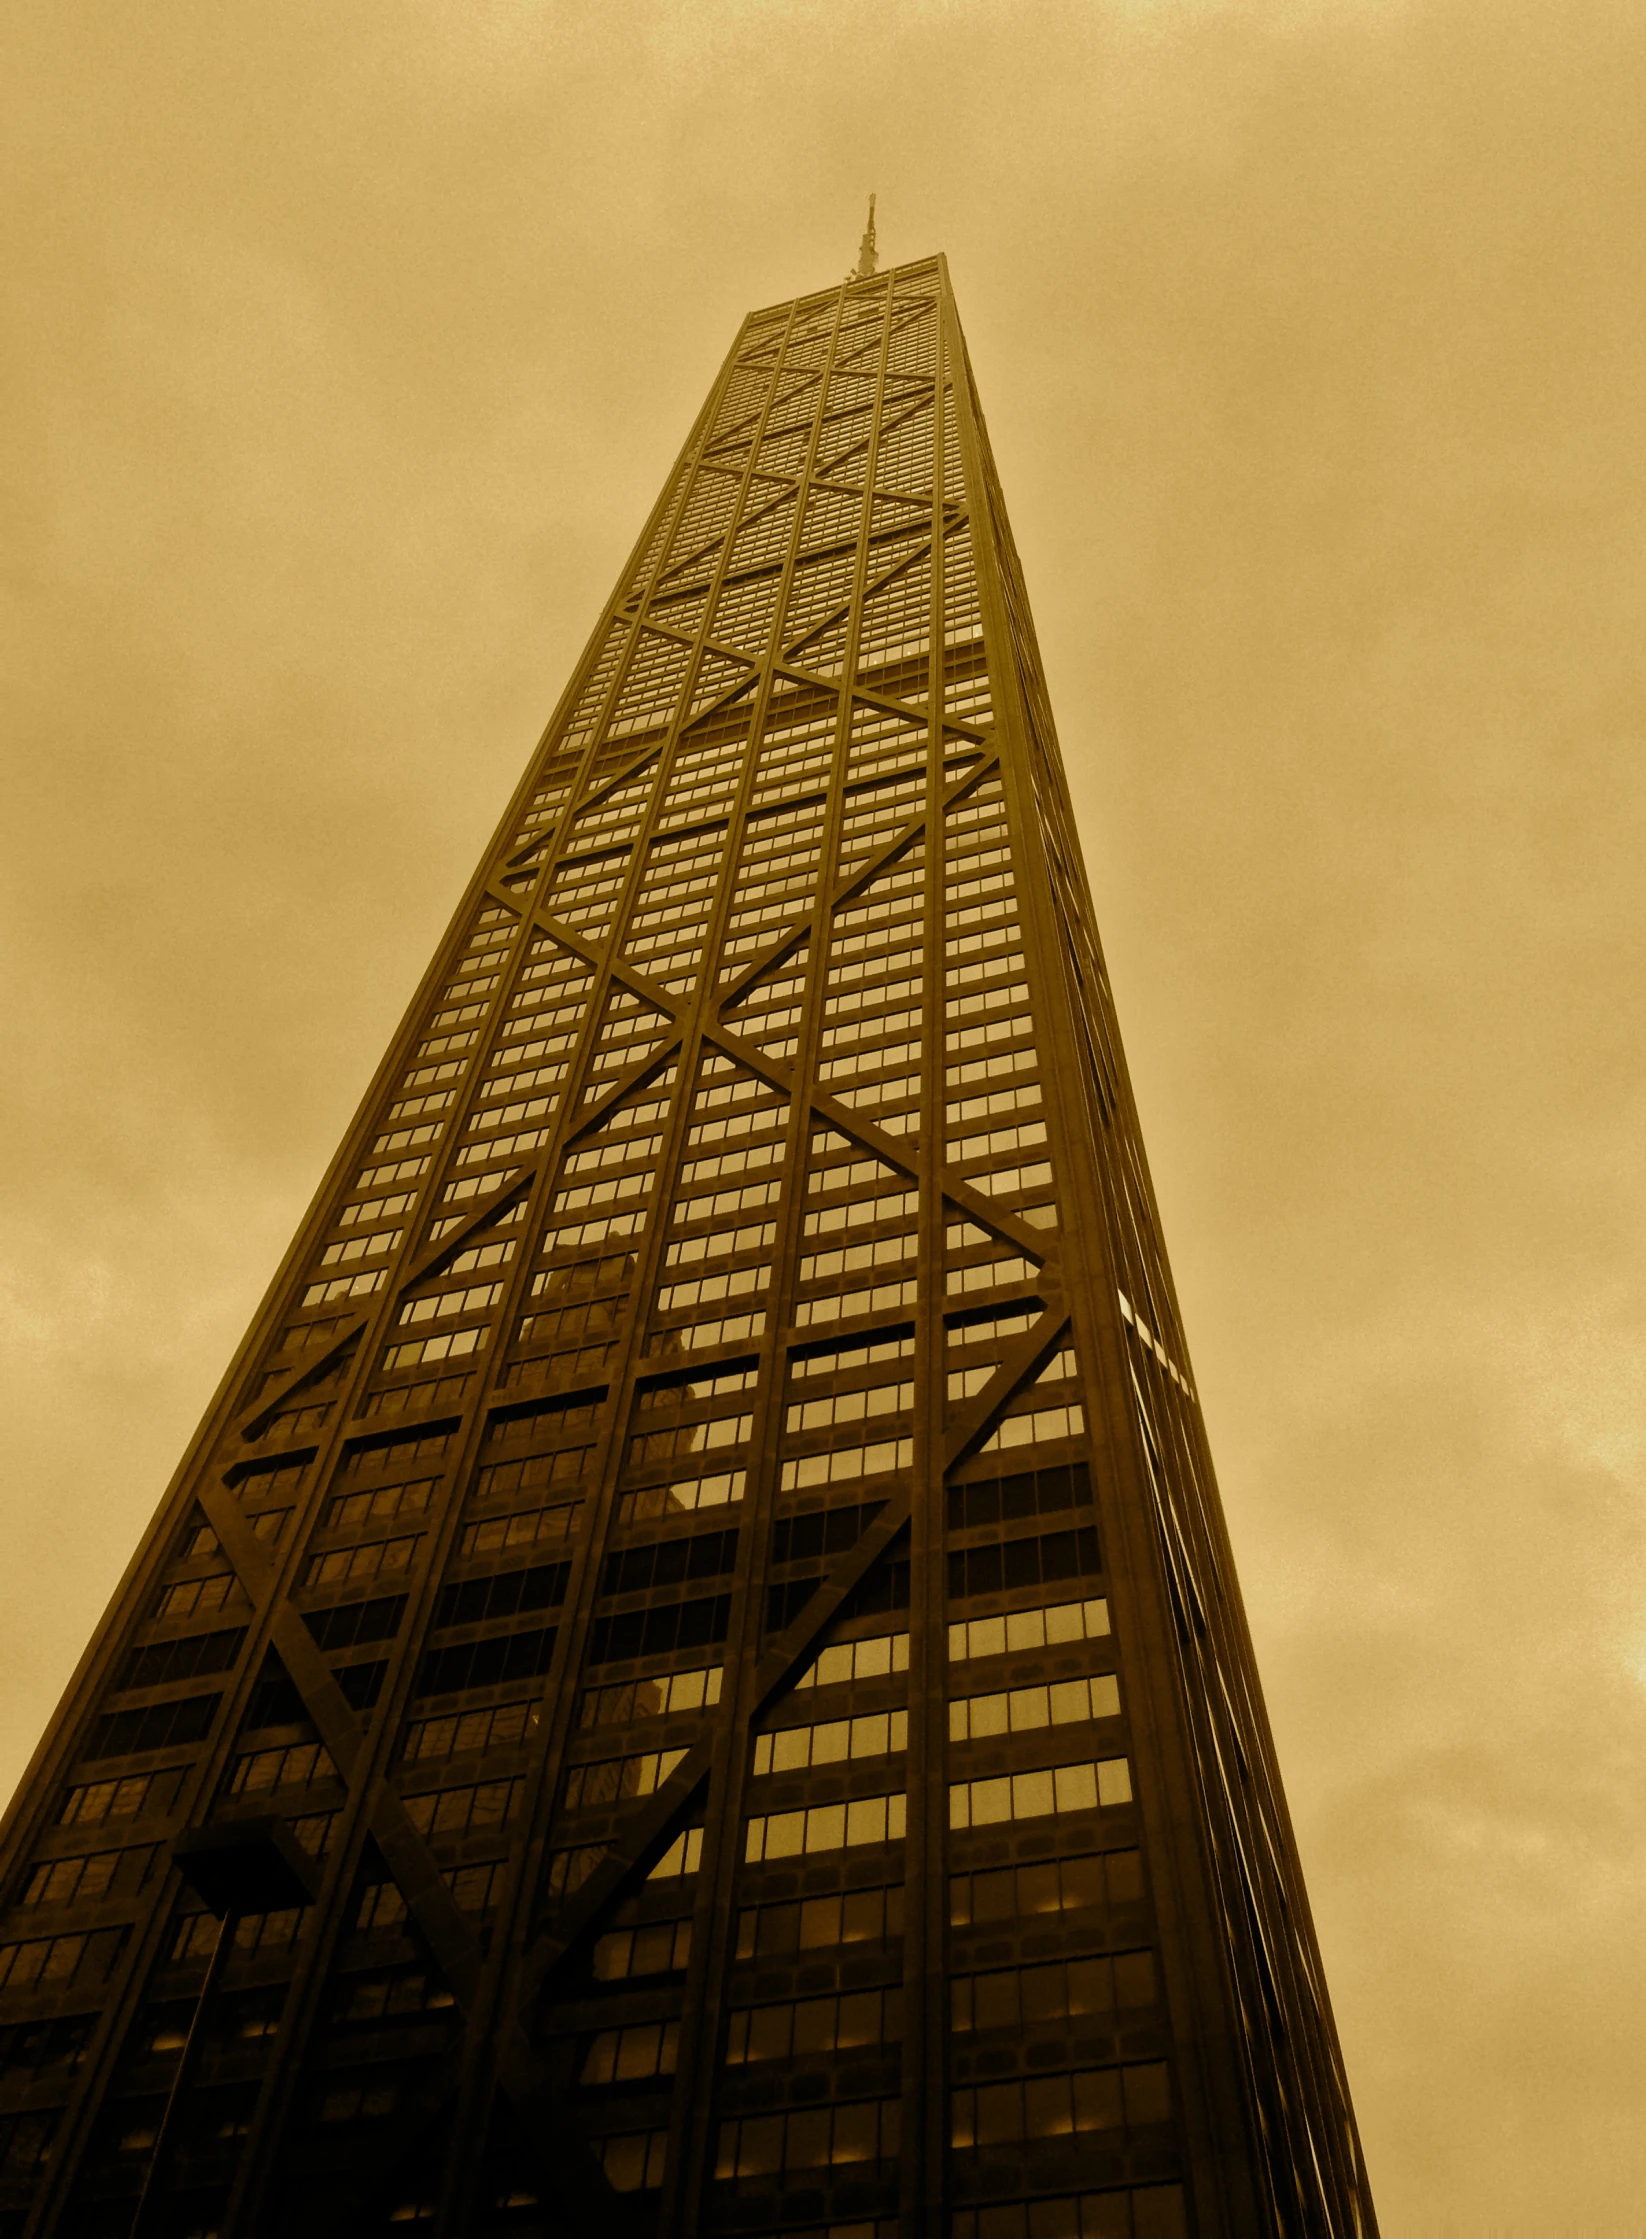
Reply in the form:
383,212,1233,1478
0,251,1377,2239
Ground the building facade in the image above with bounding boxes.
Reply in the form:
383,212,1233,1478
0,255,1377,2239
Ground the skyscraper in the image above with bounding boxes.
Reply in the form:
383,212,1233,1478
0,251,1377,2239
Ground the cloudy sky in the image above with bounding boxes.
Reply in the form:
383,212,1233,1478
6,1,1646,2228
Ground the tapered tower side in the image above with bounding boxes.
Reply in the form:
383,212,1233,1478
0,301,752,2239
941,282,1377,2235
0,255,1375,2239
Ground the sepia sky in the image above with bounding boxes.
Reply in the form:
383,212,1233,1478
5,0,1646,2227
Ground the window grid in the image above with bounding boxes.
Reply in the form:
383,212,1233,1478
0,259,1371,2239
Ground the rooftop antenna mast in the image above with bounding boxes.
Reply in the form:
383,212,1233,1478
852,193,878,279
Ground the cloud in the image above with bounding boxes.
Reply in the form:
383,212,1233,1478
6,1,1646,2226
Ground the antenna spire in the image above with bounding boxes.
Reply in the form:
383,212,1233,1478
852,194,878,280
